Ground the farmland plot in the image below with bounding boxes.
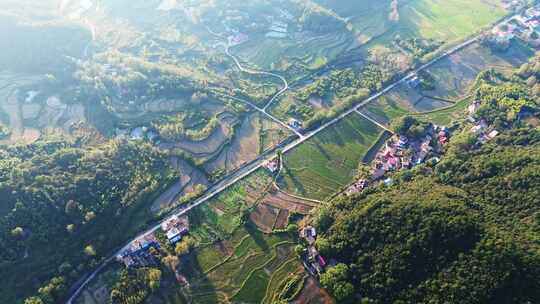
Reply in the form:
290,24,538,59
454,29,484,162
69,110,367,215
280,113,383,200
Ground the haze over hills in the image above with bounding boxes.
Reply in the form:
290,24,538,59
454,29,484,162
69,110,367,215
0,0,539,304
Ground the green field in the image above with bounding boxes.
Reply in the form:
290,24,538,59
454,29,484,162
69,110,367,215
189,169,273,244
170,166,306,303
398,0,507,42
280,113,384,200
184,226,302,303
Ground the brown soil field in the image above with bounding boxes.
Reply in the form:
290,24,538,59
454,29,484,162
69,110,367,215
274,209,289,230
150,157,209,213
261,189,317,215
250,203,280,233
293,276,333,304
205,113,290,175
424,42,529,100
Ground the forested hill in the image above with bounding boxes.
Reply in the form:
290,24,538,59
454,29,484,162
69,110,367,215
311,127,540,303
305,52,540,304
0,139,177,303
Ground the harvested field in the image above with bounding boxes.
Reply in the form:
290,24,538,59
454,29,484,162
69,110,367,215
261,189,316,215
250,203,280,233
150,157,209,213
292,276,333,304
205,113,290,175
160,115,236,158
274,209,289,230
207,114,259,173
0,73,96,145
423,42,530,100
414,97,454,112
361,41,535,125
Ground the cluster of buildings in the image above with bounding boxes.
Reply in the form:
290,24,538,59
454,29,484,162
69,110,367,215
266,20,289,39
299,226,327,275
115,126,158,142
288,118,303,131
264,157,280,173
264,9,293,39
491,6,540,45
228,33,249,46
468,100,500,145
116,215,189,268
116,234,160,268
347,125,449,195
161,215,189,245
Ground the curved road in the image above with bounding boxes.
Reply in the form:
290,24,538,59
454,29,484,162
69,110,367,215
67,13,517,302
224,45,289,111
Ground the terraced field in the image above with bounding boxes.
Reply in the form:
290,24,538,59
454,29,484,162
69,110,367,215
233,29,355,72
279,113,384,200
188,228,300,303
203,113,291,177
183,222,301,303
361,40,535,126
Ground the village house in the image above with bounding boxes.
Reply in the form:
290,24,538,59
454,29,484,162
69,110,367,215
131,127,145,140
228,33,248,46
264,158,279,173
407,75,421,89
346,179,368,195
468,100,481,117
299,225,327,275
116,234,160,268
438,129,449,145
288,118,303,130
479,129,500,144
161,215,189,245
300,226,316,245
470,119,488,134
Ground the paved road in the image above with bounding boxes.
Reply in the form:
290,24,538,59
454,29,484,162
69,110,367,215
224,45,289,111
222,44,305,138
66,18,503,303
212,91,305,138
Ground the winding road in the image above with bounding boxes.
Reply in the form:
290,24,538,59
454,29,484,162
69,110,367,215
67,14,516,303
224,45,289,111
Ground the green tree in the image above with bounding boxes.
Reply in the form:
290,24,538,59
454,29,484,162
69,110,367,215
315,237,331,257
286,223,298,234
11,227,24,239
84,245,96,257
146,268,162,292
175,236,195,256
391,116,416,135
24,297,44,304
320,264,353,302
